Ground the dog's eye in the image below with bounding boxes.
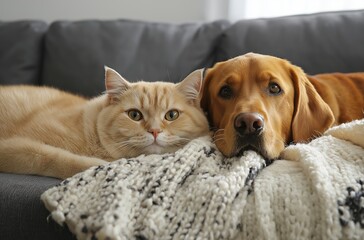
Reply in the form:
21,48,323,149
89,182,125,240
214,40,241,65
268,82,282,95
219,85,233,99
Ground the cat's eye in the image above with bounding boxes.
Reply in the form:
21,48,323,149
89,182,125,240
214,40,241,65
268,82,282,95
127,109,143,121
165,110,179,121
219,85,233,99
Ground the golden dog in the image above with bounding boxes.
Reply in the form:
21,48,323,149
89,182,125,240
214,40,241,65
201,53,364,159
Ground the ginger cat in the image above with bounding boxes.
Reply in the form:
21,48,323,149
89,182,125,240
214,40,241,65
0,67,209,179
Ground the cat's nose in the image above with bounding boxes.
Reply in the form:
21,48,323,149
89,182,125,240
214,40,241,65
148,129,162,139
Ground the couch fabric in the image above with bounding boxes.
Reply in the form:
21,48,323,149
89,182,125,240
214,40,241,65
1,9,364,239
217,10,364,74
0,21,47,85
42,20,229,97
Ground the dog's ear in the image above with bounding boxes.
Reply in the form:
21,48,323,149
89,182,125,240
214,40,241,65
290,66,335,143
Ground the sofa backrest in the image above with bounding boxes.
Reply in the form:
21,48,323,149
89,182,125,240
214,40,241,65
41,19,229,97
217,10,364,75
0,21,47,85
1,10,364,97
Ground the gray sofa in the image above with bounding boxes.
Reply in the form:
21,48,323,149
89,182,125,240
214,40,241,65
1,9,364,239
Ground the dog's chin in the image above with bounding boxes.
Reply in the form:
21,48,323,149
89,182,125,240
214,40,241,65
235,144,270,160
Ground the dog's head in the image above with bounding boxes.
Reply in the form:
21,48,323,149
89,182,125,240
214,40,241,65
201,53,334,159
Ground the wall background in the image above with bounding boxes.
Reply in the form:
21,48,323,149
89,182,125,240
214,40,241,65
1,0,364,23
0,0,227,23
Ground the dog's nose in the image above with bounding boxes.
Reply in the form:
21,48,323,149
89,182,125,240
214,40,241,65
234,113,264,136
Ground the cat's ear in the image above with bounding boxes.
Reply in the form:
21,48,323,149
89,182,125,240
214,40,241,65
104,66,130,103
176,69,204,104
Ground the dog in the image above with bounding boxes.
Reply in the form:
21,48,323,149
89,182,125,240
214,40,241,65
201,53,364,160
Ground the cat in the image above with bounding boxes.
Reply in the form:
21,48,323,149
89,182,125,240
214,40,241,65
0,67,209,179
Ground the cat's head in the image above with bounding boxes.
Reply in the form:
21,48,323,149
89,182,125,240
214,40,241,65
98,67,209,159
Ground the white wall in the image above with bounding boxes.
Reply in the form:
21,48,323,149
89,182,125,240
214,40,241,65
2,0,361,24
229,0,364,21
0,0,226,23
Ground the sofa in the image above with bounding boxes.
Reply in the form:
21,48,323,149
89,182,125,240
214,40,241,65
1,9,364,239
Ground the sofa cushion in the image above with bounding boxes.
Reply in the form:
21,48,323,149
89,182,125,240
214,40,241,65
41,19,229,97
0,21,47,85
0,173,74,239
217,10,364,74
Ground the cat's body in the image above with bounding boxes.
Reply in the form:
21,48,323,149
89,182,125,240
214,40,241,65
0,68,209,179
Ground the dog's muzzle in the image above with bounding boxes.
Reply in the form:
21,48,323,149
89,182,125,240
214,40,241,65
234,112,264,136
234,112,265,157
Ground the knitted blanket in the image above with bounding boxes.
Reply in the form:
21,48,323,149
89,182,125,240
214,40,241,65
41,119,364,240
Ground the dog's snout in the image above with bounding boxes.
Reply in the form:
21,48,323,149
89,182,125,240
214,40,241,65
234,113,264,136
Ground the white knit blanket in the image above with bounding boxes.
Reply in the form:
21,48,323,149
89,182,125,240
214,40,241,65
41,119,364,240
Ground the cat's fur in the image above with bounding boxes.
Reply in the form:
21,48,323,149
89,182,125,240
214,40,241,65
0,67,209,179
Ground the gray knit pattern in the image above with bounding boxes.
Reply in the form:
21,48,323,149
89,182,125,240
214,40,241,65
42,119,364,240
42,136,267,240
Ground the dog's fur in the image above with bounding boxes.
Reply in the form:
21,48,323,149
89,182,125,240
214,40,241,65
201,53,364,159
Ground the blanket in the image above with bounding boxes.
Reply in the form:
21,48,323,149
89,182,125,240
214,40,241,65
41,119,364,240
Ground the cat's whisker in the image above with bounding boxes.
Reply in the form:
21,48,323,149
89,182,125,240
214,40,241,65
171,140,189,147
171,137,190,143
126,136,146,141
167,136,190,142
112,140,142,156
